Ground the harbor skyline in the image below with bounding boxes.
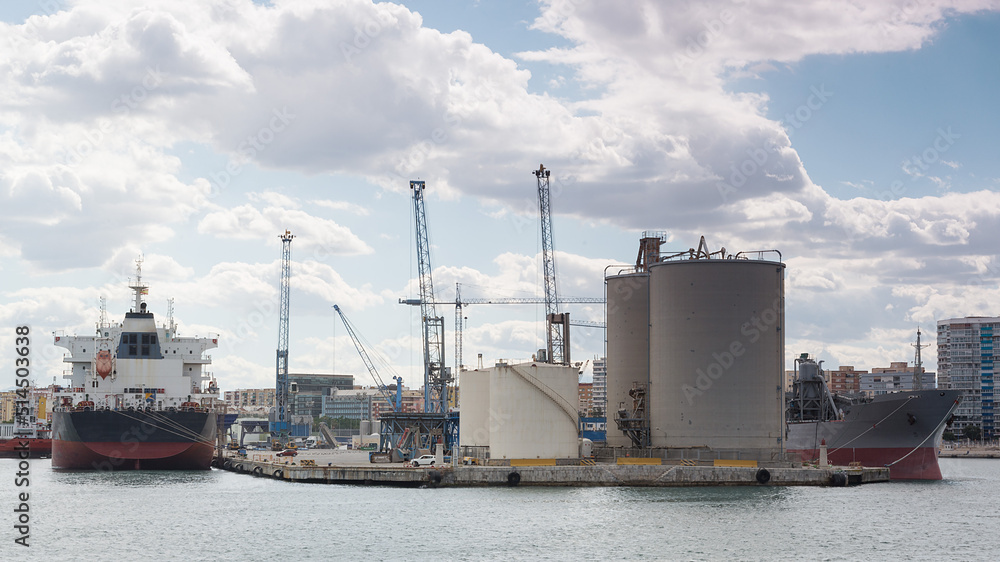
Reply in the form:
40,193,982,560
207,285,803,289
2,1,999,393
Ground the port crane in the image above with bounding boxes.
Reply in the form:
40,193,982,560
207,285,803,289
410,180,450,413
335,305,428,457
271,230,294,449
534,164,571,364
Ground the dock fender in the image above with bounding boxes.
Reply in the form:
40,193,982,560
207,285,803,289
507,471,521,486
755,468,771,485
223,461,232,470
427,470,442,487
252,466,263,476
830,472,848,487
273,469,283,479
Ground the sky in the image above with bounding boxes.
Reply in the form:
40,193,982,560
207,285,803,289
2,0,1000,394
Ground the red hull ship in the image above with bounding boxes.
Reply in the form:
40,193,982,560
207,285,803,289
786,355,960,480
51,409,214,470
51,259,219,470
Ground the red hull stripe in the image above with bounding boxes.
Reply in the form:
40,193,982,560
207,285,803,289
788,447,943,480
0,438,53,458
53,440,213,470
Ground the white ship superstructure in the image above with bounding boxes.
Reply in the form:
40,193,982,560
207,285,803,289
51,259,220,470
54,261,219,411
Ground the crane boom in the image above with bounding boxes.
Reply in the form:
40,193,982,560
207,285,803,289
332,305,398,411
535,164,559,318
534,164,570,364
400,296,604,306
402,291,604,371
411,181,449,413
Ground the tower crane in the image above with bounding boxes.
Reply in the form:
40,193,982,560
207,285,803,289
410,180,450,413
272,230,294,448
401,287,605,370
534,164,570,364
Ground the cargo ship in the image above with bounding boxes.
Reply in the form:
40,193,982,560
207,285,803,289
51,260,220,470
785,355,961,480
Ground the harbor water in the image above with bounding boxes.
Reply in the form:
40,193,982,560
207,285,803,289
3,458,998,560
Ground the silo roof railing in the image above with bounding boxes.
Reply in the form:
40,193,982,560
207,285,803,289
733,250,782,262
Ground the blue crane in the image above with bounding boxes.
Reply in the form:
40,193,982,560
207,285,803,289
271,230,294,448
410,180,449,413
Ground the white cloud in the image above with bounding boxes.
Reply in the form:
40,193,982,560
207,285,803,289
197,198,373,256
312,199,370,216
212,355,273,391
249,191,300,209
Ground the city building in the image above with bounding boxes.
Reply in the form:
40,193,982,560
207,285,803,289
828,366,865,393
0,386,55,427
223,388,276,411
322,388,374,421
578,382,594,416
592,357,607,416
938,317,998,439
784,369,796,392
1,391,15,423
288,373,355,418
373,388,425,417
860,362,935,396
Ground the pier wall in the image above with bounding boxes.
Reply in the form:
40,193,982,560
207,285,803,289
217,456,888,487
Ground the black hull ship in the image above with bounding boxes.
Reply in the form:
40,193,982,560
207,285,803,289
51,260,220,470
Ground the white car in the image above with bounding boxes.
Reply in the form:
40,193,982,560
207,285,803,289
410,455,437,467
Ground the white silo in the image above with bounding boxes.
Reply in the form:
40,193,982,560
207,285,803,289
459,369,491,448
488,362,579,459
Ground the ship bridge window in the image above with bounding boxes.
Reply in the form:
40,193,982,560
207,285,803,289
117,331,163,359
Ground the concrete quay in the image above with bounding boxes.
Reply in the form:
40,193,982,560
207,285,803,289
939,447,1000,458
217,450,888,487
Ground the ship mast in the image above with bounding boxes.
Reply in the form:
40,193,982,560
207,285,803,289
128,257,148,312
912,327,930,391
97,296,108,332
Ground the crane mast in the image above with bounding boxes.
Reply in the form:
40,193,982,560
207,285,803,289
534,164,570,364
274,230,294,442
455,282,463,376
411,181,449,413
